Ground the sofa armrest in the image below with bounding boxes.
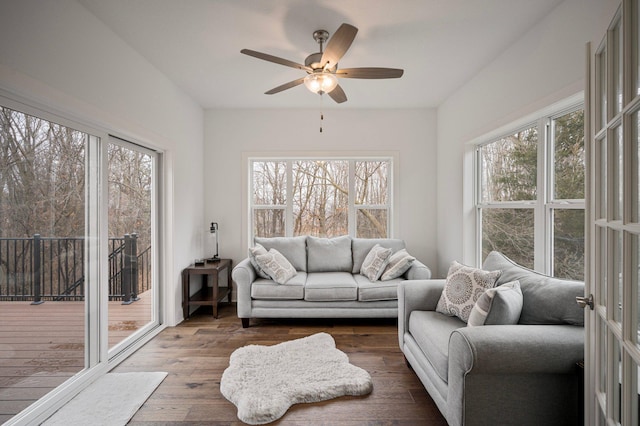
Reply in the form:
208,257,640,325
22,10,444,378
404,259,432,280
447,324,584,426
231,257,256,318
397,279,445,349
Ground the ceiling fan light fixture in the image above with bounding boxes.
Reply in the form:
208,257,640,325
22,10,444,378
304,72,338,94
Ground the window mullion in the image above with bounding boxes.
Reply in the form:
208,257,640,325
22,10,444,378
348,160,355,237
539,117,551,274
86,134,105,367
286,160,293,237
475,146,483,266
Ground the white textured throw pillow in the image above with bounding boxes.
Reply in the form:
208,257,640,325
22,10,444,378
248,244,271,279
360,244,393,282
381,249,415,281
255,248,297,284
436,261,502,323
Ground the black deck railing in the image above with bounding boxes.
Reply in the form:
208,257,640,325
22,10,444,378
0,234,151,303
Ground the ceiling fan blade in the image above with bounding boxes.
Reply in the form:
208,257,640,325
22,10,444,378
327,84,347,104
336,67,404,79
320,23,358,70
264,77,306,95
241,49,311,72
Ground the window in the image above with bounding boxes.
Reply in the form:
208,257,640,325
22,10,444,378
250,158,391,239
476,105,585,280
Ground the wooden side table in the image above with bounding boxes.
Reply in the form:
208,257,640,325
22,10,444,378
182,259,232,319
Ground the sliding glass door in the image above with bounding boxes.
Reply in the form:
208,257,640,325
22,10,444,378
107,138,158,354
0,101,162,424
0,106,90,422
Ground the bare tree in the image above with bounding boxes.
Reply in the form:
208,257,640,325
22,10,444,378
252,159,389,238
0,107,85,238
108,144,152,250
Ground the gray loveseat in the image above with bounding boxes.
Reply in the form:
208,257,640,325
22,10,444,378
232,235,431,327
399,251,584,426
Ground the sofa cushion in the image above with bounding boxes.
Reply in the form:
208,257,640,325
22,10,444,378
468,280,523,327
381,249,415,281
354,274,402,301
248,243,270,279
307,235,353,273
404,260,432,280
305,272,357,301
436,261,502,323
255,248,297,284
255,236,307,272
360,244,392,281
482,251,585,326
352,238,406,274
251,273,306,300
409,310,466,383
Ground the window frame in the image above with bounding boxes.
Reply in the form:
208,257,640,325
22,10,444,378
474,101,585,277
245,154,395,245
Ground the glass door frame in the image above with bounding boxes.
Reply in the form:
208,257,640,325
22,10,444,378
0,91,166,425
105,136,162,362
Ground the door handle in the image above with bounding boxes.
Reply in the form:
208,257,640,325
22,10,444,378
576,294,594,310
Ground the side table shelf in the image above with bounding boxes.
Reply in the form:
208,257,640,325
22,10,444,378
182,259,232,319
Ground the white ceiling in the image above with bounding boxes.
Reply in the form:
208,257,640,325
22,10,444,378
78,0,564,109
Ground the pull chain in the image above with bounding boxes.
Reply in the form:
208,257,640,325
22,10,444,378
320,93,324,133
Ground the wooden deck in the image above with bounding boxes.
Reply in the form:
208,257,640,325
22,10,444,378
0,292,152,421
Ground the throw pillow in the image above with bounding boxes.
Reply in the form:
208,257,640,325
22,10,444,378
255,248,297,284
380,249,415,281
248,244,270,279
467,280,523,327
436,261,502,322
482,251,585,326
360,244,393,282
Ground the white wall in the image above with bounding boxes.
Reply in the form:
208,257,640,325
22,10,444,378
0,0,204,325
204,108,438,284
435,0,620,277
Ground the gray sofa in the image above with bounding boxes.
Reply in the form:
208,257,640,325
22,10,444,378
232,235,431,327
399,251,584,426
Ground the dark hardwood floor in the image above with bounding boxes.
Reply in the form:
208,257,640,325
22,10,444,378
115,303,448,425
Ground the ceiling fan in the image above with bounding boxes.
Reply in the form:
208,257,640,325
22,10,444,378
240,23,404,104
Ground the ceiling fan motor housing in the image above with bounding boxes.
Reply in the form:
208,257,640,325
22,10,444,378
307,30,336,72
304,52,336,72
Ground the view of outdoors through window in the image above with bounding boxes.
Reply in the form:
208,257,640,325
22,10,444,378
252,159,390,238
551,110,586,279
478,108,585,280
0,106,154,419
0,106,89,418
107,141,154,350
480,125,538,269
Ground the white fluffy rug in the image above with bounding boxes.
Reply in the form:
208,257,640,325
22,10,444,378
43,372,167,426
220,332,373,425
